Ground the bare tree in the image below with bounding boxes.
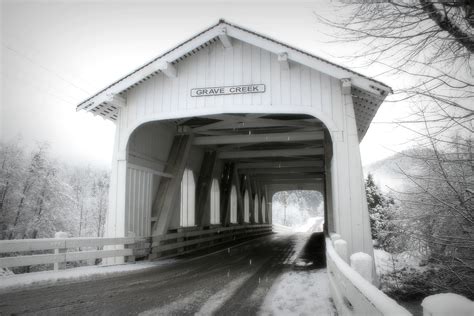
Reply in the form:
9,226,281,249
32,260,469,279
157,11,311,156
319,0,473,298
317,1,473,132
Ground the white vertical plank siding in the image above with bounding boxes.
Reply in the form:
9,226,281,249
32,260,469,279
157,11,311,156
242,43,252,106
178,61,187,111
301,66,311,107
233,40,243,105
290,63,301,106
215,44,225,108
280,62,291,106
320,74,332,120
260,50,272,105
224,44,234,107
251,45,261,106
125,165,153,237
310,69,322,113
270,51,281,106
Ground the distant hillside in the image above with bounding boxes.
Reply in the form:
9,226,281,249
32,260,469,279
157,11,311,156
363,149,425,192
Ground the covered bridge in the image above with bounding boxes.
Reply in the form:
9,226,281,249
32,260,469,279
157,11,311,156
77,19,390,265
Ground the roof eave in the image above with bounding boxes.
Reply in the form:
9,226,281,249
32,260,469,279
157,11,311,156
77,19,392,120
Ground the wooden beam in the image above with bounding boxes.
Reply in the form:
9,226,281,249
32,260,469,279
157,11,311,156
253,173,323,181
239,167,323,175
265,183,321,191
193,114,320,133
152,135,193,235
159,61,177,78
218,147,324,159
278,52,289,70
342,78,351,95
236,160,323,169
127,163,173,178
128,151,167,170
258,179,324,185
218,27,232,48
193,131,324,145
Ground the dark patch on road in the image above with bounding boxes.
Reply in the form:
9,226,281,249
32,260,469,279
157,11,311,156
295,232,326,270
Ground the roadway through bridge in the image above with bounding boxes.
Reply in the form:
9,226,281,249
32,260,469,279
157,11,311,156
0,233,328,316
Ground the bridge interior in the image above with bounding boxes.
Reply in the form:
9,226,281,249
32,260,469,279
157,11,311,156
127,113,332,239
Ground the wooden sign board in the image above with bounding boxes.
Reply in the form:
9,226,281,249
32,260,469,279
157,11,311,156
191,84,265,97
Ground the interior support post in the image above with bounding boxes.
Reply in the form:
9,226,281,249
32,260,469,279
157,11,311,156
220,162,235,225
151,135,194,235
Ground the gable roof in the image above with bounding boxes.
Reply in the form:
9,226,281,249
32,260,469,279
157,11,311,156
76,19,391,138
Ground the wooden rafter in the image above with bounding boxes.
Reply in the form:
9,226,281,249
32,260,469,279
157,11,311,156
236,160,323,169
239,167,323,175
218,147,324,159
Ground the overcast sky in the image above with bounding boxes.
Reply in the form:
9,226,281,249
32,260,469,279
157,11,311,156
1,0,413,167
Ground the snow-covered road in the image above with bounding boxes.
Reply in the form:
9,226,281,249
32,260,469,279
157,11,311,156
0,233,335,315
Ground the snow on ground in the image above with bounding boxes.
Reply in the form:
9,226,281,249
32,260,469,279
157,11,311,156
196,273,253,315
422,293,474,316
0,260,176,293
259,269,336,316
139,292,201,316
374,248,424,275
272,223,293,234
292,217,324,233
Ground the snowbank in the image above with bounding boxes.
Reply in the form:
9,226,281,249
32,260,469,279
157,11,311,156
0,260,175,293
422,293,474,316
259,269,335,315
374,248,424,275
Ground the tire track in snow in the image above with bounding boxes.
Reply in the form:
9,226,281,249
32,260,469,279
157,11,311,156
195,272,253,315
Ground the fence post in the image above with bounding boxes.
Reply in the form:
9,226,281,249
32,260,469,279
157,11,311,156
350,252,373,283
54,231,68,271
330,233,341,242
126,231,136,263
422,293,473,316
333,239,348,262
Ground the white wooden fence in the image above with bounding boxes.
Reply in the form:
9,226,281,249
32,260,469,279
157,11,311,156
0,237,138,269
0,224,273,271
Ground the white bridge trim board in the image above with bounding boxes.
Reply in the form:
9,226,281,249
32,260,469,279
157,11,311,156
193,131,324,145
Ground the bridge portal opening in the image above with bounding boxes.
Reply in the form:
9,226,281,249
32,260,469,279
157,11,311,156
272,190,324,232
125,113,333,248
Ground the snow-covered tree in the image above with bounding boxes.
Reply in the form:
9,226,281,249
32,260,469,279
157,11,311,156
365,174,398,251
0,140,110,240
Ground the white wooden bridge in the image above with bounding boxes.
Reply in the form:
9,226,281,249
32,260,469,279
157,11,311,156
0,20,434,315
